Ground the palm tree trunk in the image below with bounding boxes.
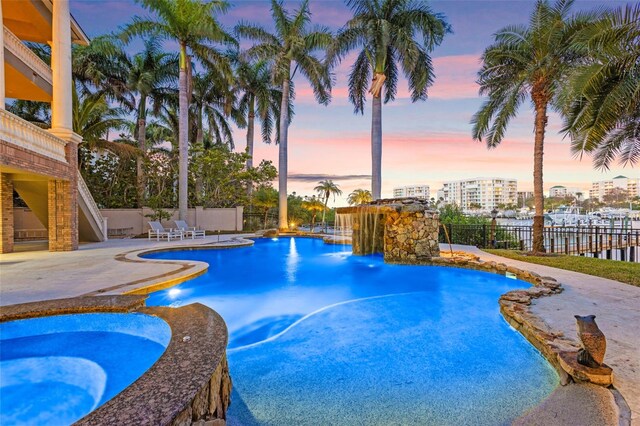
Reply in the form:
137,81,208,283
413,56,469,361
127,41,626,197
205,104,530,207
178,44,189,220
136,96,147,208
371,94,382,200
247,95,255,170
278,66,291,231
195,106,204,205
532,93,548,253
246,96,255,197
321,193,329,232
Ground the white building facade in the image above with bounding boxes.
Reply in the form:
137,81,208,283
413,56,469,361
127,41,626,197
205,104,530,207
393,185,430,200
439,178,517,211
589,176,640,201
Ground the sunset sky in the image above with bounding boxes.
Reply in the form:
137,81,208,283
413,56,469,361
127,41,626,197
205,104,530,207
70,0,637,206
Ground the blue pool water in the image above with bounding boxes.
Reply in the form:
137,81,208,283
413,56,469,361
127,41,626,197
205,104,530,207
145,237,558,425
0,313,171,425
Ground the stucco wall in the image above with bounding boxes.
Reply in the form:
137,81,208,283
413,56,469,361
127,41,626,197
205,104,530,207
14,206,244,237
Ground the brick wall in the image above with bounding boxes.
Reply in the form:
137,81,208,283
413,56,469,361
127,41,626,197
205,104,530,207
0,173,14,253
1,139,79,252
0,140,73,180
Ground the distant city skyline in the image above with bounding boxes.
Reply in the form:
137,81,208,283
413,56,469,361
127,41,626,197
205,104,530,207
69,0,637,206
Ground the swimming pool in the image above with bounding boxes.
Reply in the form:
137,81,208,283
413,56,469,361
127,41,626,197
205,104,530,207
0,313,171,425
145,237,558,425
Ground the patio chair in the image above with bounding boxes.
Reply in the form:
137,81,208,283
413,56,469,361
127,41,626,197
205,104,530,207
148,221,183,241
174,220,206,239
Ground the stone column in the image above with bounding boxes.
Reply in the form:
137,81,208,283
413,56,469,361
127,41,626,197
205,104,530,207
48,178,77,251
0,173,14,253
50,0,73,131
47,0,82,251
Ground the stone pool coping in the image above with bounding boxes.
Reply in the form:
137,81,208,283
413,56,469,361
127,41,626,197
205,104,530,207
0,295,232,426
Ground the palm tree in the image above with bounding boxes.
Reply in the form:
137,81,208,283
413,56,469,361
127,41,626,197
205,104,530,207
121,0,235,220
471,0,594,253
562,4,640,169
236,0,332,231
347,188,372,205
314,180,342,231
191,71,243,149
72,35,177,206
330,0,450,200
301,196,325,232
234,56,288,170
126,39,177,207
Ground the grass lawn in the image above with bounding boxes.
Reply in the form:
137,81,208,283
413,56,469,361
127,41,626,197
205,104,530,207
484,249,640,287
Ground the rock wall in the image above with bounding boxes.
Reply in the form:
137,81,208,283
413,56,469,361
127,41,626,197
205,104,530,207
384,207,440,262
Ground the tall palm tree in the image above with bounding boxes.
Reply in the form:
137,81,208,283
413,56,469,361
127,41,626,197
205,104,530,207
236,0,333,231
191,71,243,149
348,188,373,205
330,0,450,200
121,0,236,220
314,180,342,231
125,38,177,206
234,56,288,170
471,0,594,253
562,4,640,169
72,36,177,206
190,71,243,204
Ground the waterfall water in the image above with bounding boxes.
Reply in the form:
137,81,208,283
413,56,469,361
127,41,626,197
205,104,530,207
335,213,353,245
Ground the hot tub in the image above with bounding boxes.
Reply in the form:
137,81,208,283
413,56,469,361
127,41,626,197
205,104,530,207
0,313,171,425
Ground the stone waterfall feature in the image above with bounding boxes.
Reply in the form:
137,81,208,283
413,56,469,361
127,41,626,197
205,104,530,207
336,198,440,263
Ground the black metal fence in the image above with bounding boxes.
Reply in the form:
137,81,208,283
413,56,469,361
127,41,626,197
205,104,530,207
439,223,640,262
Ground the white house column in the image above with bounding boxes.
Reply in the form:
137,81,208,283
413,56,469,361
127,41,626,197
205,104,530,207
50,0,73,131
0,2,6,109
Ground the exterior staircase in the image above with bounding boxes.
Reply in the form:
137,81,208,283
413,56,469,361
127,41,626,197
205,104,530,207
77,171,108,242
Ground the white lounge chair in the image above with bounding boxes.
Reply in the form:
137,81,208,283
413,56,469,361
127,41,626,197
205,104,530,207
174,220,206,239
148,221,183,241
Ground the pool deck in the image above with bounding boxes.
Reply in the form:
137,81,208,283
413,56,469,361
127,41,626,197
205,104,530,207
1,237,638,425
0,235,254,305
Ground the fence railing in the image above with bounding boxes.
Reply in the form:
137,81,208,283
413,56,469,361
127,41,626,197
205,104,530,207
439,223,640,262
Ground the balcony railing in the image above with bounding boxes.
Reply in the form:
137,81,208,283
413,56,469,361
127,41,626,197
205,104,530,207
0,109,67,163
3,26,53,85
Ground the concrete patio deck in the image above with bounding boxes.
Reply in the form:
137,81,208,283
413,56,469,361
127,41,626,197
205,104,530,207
0,234,253,305
1,238,637,424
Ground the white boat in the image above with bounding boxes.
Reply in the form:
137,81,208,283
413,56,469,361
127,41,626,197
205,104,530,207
544,205,590,226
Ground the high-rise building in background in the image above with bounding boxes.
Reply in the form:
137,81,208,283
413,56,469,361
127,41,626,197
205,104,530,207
392,185,430,200
589,176,640,201
438,178,517,211
548,186,585,199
